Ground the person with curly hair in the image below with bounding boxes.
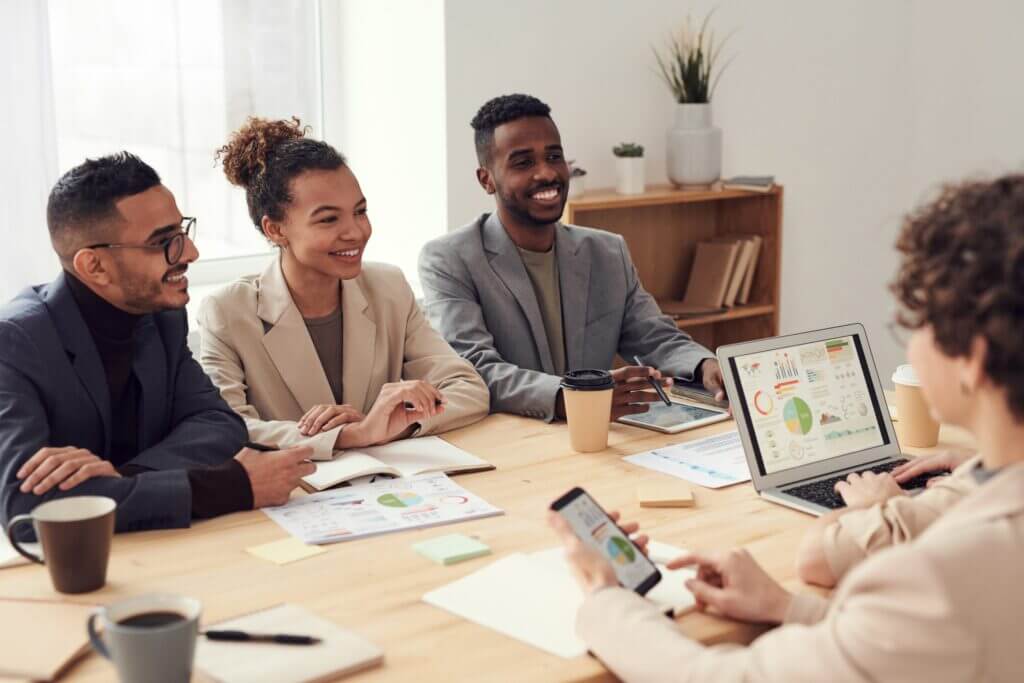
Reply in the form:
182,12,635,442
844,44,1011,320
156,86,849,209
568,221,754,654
550,175,1024,681
418,93,724,422
198,118,488,461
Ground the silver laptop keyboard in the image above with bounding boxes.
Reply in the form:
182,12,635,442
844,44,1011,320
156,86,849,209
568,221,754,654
783,459,944,509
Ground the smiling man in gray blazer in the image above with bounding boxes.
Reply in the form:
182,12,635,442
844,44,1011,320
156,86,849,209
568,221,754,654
419,94,724,422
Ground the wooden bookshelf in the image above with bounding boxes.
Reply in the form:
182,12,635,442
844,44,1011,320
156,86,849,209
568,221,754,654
563,184,783,351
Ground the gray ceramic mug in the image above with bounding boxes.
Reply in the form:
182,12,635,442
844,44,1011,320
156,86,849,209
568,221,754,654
5,495,115,593
87,593,201,683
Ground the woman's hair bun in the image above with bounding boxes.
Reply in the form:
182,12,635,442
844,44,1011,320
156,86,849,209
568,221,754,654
217,116,307,188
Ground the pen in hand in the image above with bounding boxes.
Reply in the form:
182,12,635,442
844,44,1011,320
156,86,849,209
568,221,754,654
632,355,672,407
202,630,322,645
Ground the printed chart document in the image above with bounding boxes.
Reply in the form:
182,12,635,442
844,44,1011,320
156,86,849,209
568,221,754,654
422,541,696,659
264,473,503,545
623,430,751,488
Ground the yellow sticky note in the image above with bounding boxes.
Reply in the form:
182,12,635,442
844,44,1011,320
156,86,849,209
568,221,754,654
637,483,695,508
246,537,326,565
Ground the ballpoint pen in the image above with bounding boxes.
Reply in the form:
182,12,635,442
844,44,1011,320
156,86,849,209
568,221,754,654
202,630,322,645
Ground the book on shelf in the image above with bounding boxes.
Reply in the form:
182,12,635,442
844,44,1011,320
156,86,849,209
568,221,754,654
660,240,739,318
301,436,494,492
737,235,763,304
721,175,775,192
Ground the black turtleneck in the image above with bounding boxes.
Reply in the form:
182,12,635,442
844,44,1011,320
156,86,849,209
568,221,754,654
65,272,252,517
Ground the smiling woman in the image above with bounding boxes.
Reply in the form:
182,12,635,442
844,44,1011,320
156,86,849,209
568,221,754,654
196,117,490,462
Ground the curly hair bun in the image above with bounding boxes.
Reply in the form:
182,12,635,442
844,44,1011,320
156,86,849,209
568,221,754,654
217,117,307,188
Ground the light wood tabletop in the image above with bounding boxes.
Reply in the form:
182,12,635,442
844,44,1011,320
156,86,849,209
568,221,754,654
0,411,974,682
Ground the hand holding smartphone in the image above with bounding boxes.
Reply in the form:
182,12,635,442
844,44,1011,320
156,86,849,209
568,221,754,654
549,487,661,595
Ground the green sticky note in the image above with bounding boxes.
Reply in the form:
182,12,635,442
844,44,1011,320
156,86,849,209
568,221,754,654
413,534,491,566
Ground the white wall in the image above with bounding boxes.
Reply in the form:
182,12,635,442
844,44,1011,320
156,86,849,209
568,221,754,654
322,0,447,291
443,0,1024,380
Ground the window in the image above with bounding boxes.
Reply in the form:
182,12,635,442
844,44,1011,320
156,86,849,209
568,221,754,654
47,0,322,278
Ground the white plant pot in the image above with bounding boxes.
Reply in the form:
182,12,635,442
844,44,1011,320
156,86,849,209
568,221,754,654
615,156,646,195
567,175,585,199
666,103,722,187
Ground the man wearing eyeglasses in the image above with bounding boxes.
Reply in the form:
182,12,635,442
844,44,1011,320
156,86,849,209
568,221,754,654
0,152,315,538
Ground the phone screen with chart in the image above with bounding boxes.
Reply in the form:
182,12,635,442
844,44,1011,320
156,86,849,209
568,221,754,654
731,334,889,475
551,489,660,595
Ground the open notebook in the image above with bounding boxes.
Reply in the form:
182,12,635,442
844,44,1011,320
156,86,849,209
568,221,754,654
0,599,96,681
302,436,494,491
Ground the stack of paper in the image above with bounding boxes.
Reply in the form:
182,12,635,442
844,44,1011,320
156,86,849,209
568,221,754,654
623,430,751,489
422,541,696,659
264,473,503,545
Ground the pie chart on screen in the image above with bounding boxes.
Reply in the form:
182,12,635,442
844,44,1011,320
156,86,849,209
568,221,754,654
606,536,636,565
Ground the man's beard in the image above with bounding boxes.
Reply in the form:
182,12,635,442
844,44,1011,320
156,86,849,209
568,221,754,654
119,269,174,313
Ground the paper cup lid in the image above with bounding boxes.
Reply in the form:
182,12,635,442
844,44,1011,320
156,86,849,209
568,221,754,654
891,364,920,387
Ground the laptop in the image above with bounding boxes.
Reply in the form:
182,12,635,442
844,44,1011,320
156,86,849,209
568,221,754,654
717,323,936,516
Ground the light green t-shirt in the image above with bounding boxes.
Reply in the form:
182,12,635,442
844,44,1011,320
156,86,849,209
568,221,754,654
517,245,567,377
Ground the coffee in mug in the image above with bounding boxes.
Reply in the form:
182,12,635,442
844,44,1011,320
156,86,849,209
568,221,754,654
88,593,201,683
561,369,615,453
5,495,115,593
892,364,940,448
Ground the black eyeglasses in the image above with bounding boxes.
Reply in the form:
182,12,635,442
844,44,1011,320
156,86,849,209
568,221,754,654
85,217,197,265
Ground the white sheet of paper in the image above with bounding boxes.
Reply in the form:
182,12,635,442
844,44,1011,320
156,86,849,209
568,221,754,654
263,473,502,545
0,534,38,569
623,430,751,488
424,552,588,658
422,541,695,659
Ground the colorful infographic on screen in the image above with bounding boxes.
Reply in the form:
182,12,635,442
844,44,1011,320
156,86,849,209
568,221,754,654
559,494,653,590
735,335,884,474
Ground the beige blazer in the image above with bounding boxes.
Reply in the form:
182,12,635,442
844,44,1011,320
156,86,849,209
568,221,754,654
577,462,1024,682
822,456,981,581
197,257,489,459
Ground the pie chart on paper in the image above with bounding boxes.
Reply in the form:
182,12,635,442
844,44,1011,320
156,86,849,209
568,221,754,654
377,492,424,508
606,536,636,565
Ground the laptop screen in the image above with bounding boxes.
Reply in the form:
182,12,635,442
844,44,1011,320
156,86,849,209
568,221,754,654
727,333,890,476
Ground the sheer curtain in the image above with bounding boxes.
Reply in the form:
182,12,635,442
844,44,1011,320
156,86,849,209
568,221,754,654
0,0,60,301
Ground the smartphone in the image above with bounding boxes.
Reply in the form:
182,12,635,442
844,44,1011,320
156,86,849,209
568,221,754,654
671,377,729,410
549,487,661,595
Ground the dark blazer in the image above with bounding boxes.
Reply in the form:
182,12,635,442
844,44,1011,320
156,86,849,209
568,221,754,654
418,213,714,421
0,273,247,536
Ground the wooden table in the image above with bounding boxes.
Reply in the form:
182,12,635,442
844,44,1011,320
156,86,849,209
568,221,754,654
0,413,973,682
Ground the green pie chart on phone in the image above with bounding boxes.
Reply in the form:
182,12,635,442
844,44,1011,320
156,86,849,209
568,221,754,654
606,536,636,565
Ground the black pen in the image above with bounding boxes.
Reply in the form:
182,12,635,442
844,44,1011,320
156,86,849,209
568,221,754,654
203,629,322,645
244,441,277,452
632,355,672,406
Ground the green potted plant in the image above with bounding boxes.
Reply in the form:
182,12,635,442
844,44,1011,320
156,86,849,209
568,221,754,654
653,11,733,187
612,143,645,195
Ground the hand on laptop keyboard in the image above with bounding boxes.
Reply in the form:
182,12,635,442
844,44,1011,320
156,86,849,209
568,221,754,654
785,459,951,510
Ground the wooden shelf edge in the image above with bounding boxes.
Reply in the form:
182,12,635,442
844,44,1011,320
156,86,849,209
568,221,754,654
565,184,782,213
665,303,776,328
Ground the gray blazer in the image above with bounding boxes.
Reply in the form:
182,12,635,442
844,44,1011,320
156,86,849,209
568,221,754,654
418,213,714,420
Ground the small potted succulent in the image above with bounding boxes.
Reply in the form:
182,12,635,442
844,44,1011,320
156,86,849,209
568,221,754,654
613,143,645,195
567,161,587,199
